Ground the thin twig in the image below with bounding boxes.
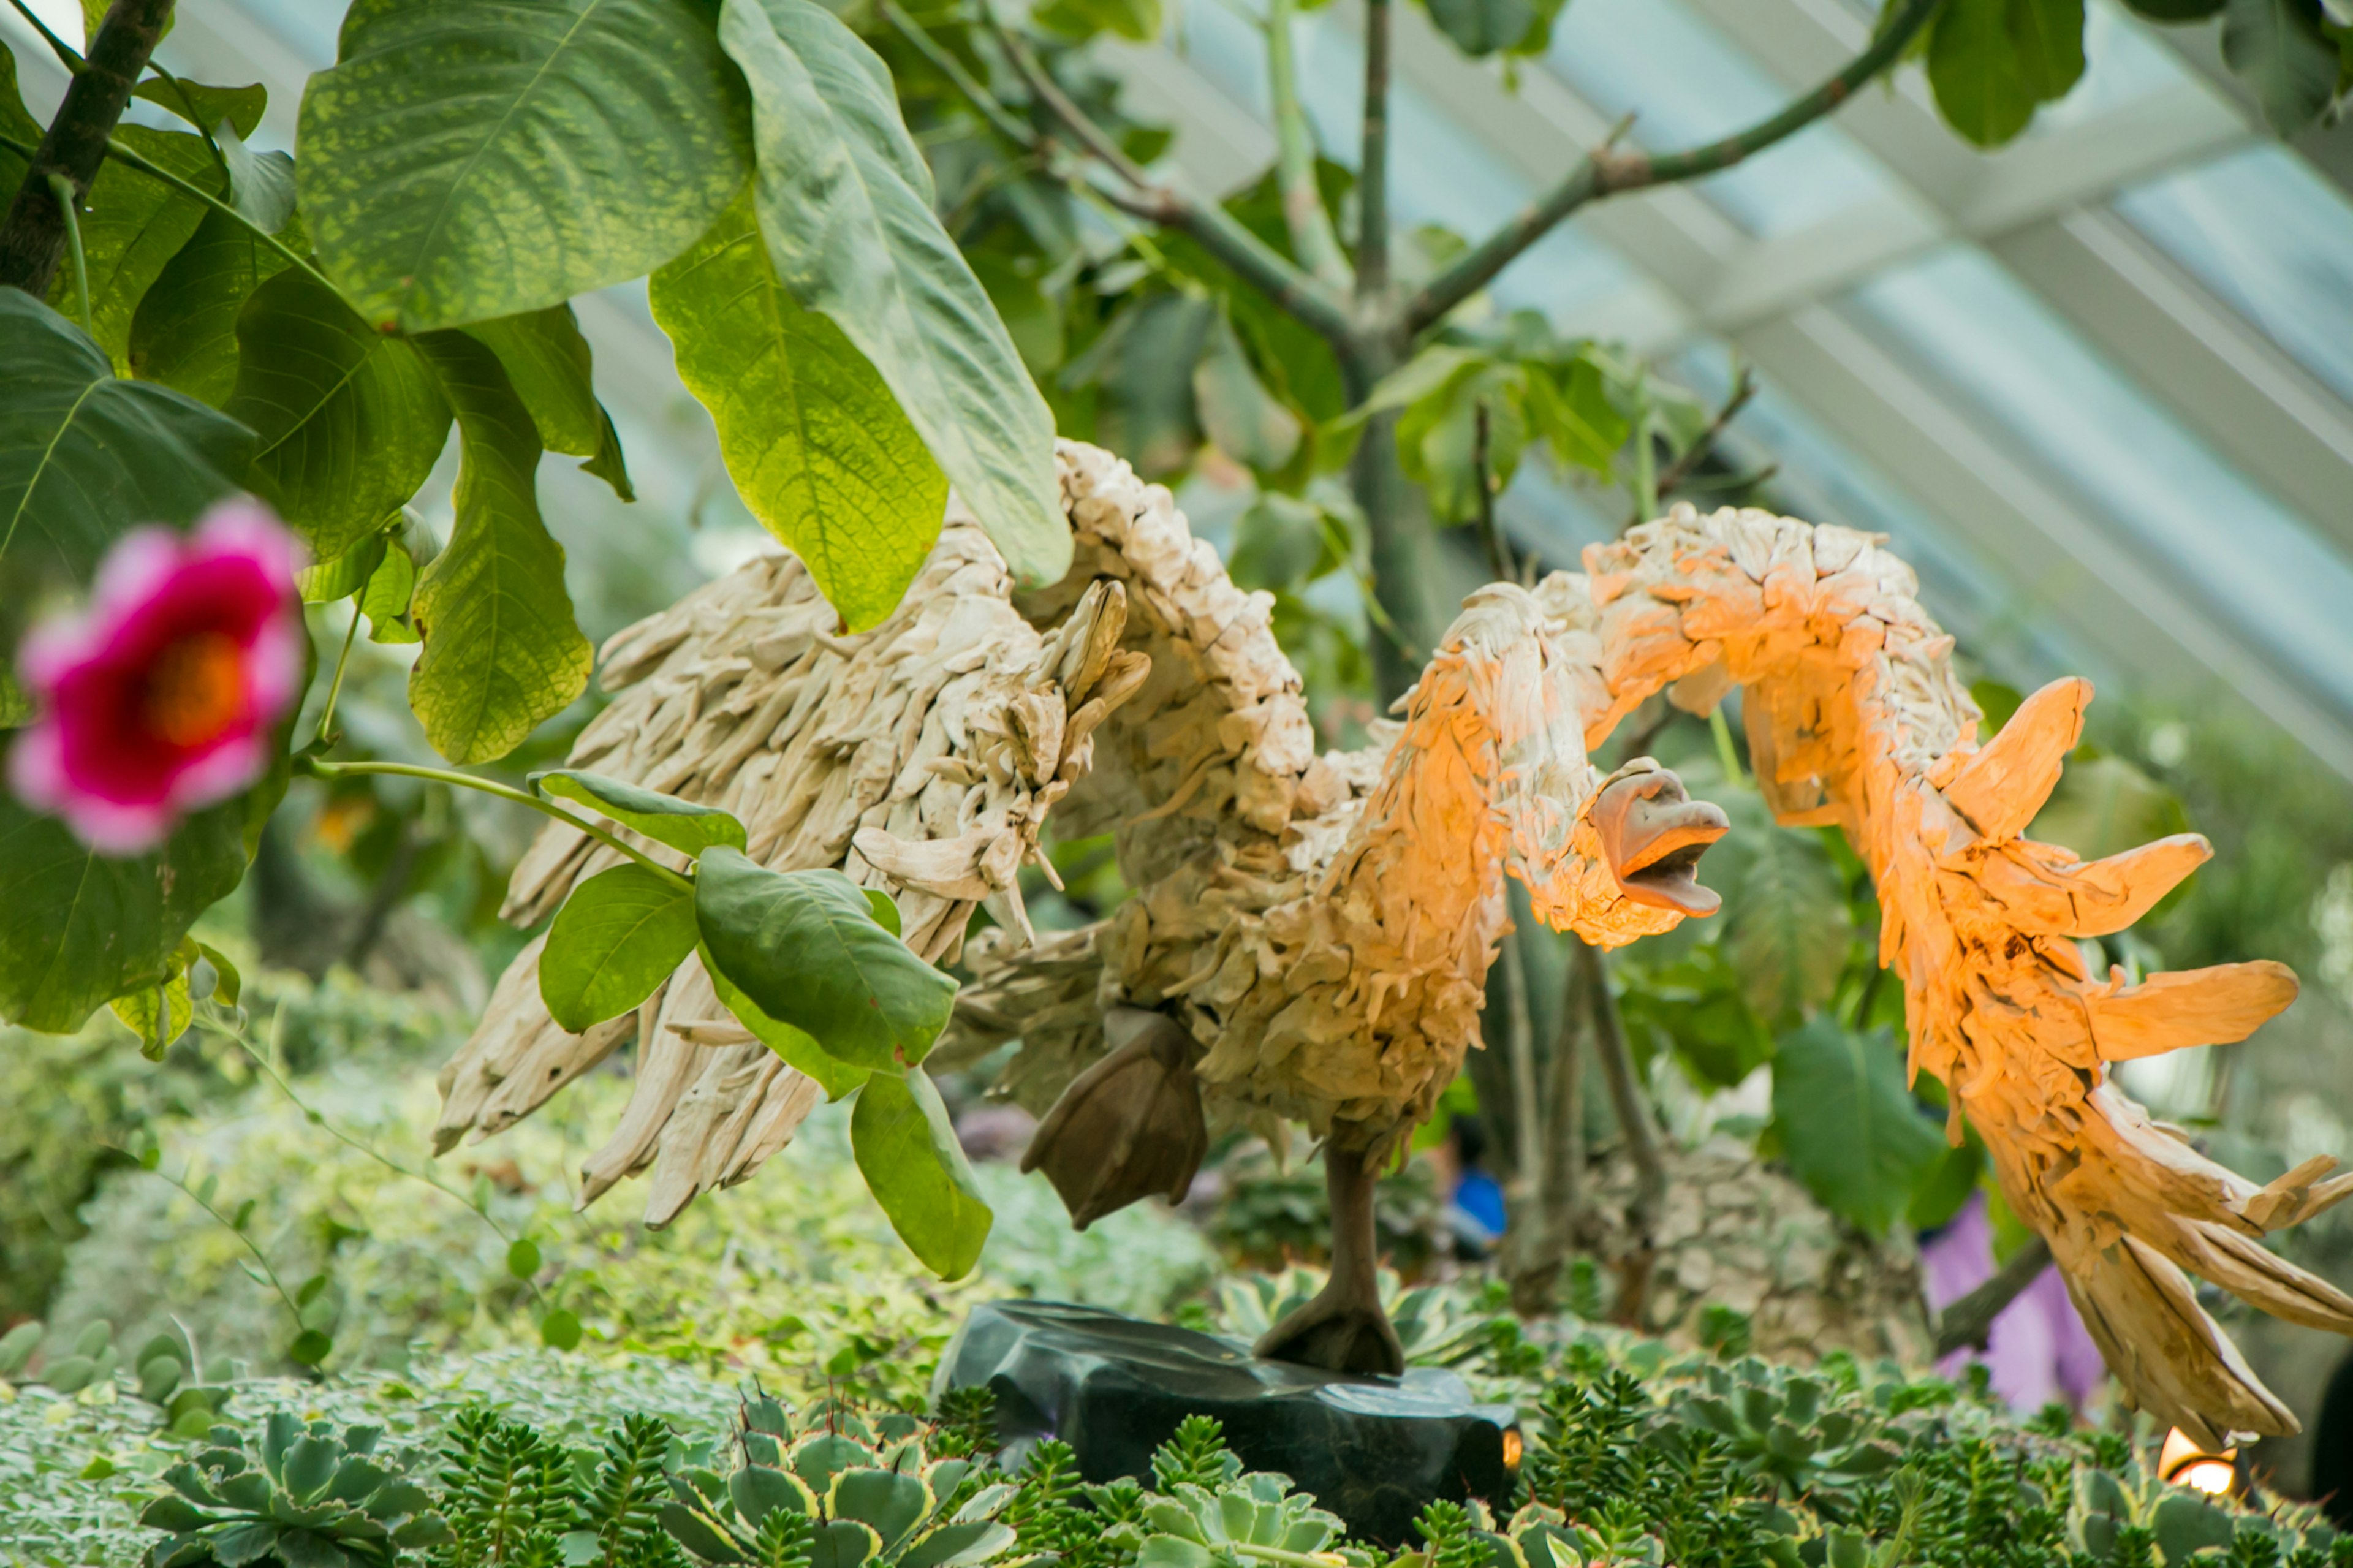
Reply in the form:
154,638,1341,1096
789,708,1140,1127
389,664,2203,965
1265,0,1351,290
1633,363,1757,527
127,1154,303,1326
976,4,1354,341
877,0,1037,150
204,1004,548,1306
1471,401,1512,581
1934,1236,2053,1358
1403,0,1942,334
295,756,695,892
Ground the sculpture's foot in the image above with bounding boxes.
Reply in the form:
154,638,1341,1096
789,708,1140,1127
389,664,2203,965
1023,1007,1207,1229
1254,1281,1406,1377
1253,1140,1404,1377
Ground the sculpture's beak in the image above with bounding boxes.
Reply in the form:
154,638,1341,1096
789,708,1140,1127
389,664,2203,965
1591,761,1730,917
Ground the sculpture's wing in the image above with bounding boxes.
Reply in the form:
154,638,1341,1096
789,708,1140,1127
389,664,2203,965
434,509,1143,1225
1562,503,2352,1445
932,442,1346,1130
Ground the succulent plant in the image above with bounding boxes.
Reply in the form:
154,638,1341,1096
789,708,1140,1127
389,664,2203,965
138,1411,451,1567
659,1391,1020,1568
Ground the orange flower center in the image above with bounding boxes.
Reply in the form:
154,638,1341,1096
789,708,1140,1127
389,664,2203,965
144,632,245,748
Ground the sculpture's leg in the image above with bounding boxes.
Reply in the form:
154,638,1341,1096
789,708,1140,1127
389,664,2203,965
1254,1143,1404,1376
1023,1007,1208,1229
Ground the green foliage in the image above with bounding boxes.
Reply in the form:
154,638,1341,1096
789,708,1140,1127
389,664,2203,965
539,863,702,1032
435,1404,575,1565
0,288,252,618
404,331,594,765
138,1410,452,1567
1925,0,2087,148
650,193,949,632
717,0,1068,589
2222,0,2346,135
1768,1018,1947,1239
296,0,756,334
225,266,452,562
662,1390,1019,1568
695,850,957,1071
463,306,635,504
851,1068,994,1280
1148,1417,1240,1493
532,773,750,859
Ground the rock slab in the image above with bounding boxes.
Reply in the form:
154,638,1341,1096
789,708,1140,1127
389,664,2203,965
934,1300,1518,1545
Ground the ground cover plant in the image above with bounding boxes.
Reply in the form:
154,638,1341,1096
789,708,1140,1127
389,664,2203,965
6,1304,2351,1567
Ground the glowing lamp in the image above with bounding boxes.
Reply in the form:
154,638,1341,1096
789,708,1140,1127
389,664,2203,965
2159,1427,2238,1495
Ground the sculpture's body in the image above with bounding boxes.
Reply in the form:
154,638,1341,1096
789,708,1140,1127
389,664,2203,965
439,441,2350,1444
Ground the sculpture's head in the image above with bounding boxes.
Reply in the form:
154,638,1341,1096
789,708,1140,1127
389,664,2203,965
1444,583,1729,947
1588,757,1730,917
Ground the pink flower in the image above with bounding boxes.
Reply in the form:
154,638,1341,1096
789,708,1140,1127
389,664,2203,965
9,500,304,855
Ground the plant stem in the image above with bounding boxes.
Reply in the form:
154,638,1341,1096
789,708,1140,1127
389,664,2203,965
1577,935,1664,1327
1639,363,1757,524
1934,1235,2052,1357
1265,0,1351,290
295,757,695,892
1471,400,1512,581
45,173,89,333
879,0,1036,150
1356,0,1391,300
1710,706,1745,787
132,1157,303,1326
1402,0,1943,334
0,0,174,295
315,602,363,746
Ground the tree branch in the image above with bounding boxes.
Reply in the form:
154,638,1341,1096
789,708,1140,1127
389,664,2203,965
1403,0,1942,335
1265,0,1351,291
0,0,176,297
1356,0,1391,301
978,5,1355,343
1934,1235,2053,1358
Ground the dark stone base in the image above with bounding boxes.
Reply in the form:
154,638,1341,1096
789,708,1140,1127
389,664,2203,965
933,1300,1520,1547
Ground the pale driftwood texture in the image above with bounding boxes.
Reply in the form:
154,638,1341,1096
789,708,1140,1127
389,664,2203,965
445,441,2347,1442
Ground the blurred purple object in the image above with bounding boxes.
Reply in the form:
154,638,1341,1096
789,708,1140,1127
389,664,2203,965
1921,1193,2102,1411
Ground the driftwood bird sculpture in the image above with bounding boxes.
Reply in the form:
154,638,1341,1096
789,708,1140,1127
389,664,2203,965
439,440,2351,1444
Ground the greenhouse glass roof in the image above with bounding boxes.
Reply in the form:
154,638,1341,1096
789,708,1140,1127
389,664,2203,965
7,0,2351,773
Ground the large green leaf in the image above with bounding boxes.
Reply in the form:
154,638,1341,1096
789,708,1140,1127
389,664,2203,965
1421,0,1537,56
463,306,634,501
224,267,452,562
1926,0,2087,147
1705,782,1852,1029
129,209,305,407
1191,306,1300,475
0,291,254,648
38,127,222,371
650,194,946,630
297,0,755,333
0,786,253,1033
702,944,871,1100
1769,1018,1947,1238
539,863,699,1031
406,333,592,763
532,768,748,857
694,848,957,1069
718,0,1069,589
2222,0,2342,134
851,1067,991,1279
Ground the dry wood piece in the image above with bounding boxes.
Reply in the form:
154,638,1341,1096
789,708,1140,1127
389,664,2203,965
448,442,2346,1442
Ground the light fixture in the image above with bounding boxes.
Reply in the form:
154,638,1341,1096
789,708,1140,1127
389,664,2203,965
2159,1427,2238,1496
